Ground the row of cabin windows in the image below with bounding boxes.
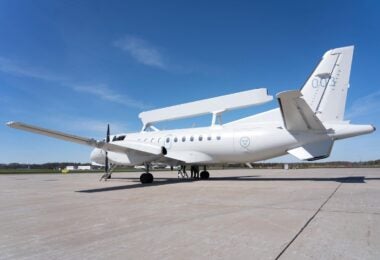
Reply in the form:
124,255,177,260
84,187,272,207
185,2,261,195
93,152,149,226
166,135,221,143
138,135,222,143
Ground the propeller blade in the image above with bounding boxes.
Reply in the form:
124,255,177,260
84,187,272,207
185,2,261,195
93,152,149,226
105,151,109,173
106,124,110,143
105,124,110,174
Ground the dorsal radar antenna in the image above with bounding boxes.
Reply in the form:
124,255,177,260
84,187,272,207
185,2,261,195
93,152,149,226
139,88,273,132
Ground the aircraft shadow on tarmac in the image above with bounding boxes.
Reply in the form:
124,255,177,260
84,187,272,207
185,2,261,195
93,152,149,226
76,175,380,193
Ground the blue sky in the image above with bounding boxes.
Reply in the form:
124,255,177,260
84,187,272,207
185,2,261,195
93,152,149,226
1,0,379,163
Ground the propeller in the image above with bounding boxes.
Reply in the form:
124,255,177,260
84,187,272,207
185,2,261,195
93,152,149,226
100,124,110,181
105,124,110,174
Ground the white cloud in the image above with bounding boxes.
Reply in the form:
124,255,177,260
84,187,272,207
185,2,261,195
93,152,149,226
0,56,149,110
67,119,128,136
346,90,380,119
72,83,151,110
114,35,167,69
46,116,129,137
0,56,66,81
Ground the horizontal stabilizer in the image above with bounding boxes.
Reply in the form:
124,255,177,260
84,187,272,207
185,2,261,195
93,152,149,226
288,139,333,161
277,90,326,132
139,88,272,126
6,121,165,156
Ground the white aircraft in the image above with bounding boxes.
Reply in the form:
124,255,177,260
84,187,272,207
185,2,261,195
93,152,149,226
7,46,375,183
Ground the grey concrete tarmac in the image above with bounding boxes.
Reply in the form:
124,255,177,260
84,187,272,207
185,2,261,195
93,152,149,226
0,168,379,260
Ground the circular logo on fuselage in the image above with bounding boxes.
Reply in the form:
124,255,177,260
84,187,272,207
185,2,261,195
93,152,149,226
240,136,250,148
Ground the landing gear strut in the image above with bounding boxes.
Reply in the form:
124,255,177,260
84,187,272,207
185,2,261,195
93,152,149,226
140,163,154,184
200,165,210,180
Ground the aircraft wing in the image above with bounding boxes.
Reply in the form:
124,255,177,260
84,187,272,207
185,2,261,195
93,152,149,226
277,90,326,132
165,150,213,164
6,121,165,156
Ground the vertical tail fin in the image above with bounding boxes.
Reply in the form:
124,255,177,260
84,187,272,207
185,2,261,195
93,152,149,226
301,46,354,122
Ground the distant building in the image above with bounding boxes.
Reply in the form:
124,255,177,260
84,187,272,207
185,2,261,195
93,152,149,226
65,165,92,171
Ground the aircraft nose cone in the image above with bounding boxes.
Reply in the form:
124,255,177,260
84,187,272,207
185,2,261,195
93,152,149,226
90,148,105,165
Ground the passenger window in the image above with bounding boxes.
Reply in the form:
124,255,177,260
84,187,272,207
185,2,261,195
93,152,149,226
174,137,178,142
144,138,148,142
182,136,186,142
151,138,154,143
166,137,170,143
158,138,161,143
199,135,203,141
207,136,212,141
216,136,221,140
190,136,194,142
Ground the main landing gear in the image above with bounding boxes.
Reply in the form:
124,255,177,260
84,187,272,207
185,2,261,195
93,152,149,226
200,165,210,180
138,164,208,184
140,163,154,184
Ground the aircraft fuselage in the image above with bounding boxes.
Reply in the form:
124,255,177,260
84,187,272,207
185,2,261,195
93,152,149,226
90,122,374,166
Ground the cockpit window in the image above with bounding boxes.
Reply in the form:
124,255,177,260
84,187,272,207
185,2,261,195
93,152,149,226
114,135,126,141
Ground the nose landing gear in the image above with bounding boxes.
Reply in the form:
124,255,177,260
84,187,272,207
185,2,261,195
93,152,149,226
100,164,117,181
140,172,154,183
140,163,154,184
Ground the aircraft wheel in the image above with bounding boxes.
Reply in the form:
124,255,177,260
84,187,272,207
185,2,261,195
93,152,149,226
140,173,154,184
200,171,210,180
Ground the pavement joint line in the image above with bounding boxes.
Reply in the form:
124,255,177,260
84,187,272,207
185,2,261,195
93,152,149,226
274,182,343,260
321,209,380,215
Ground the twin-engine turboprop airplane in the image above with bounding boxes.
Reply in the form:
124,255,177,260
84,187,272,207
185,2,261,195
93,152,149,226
7,46,375,183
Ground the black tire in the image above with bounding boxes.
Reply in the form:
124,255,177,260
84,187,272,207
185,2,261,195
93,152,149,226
200,171,210,180
140,173,154,184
